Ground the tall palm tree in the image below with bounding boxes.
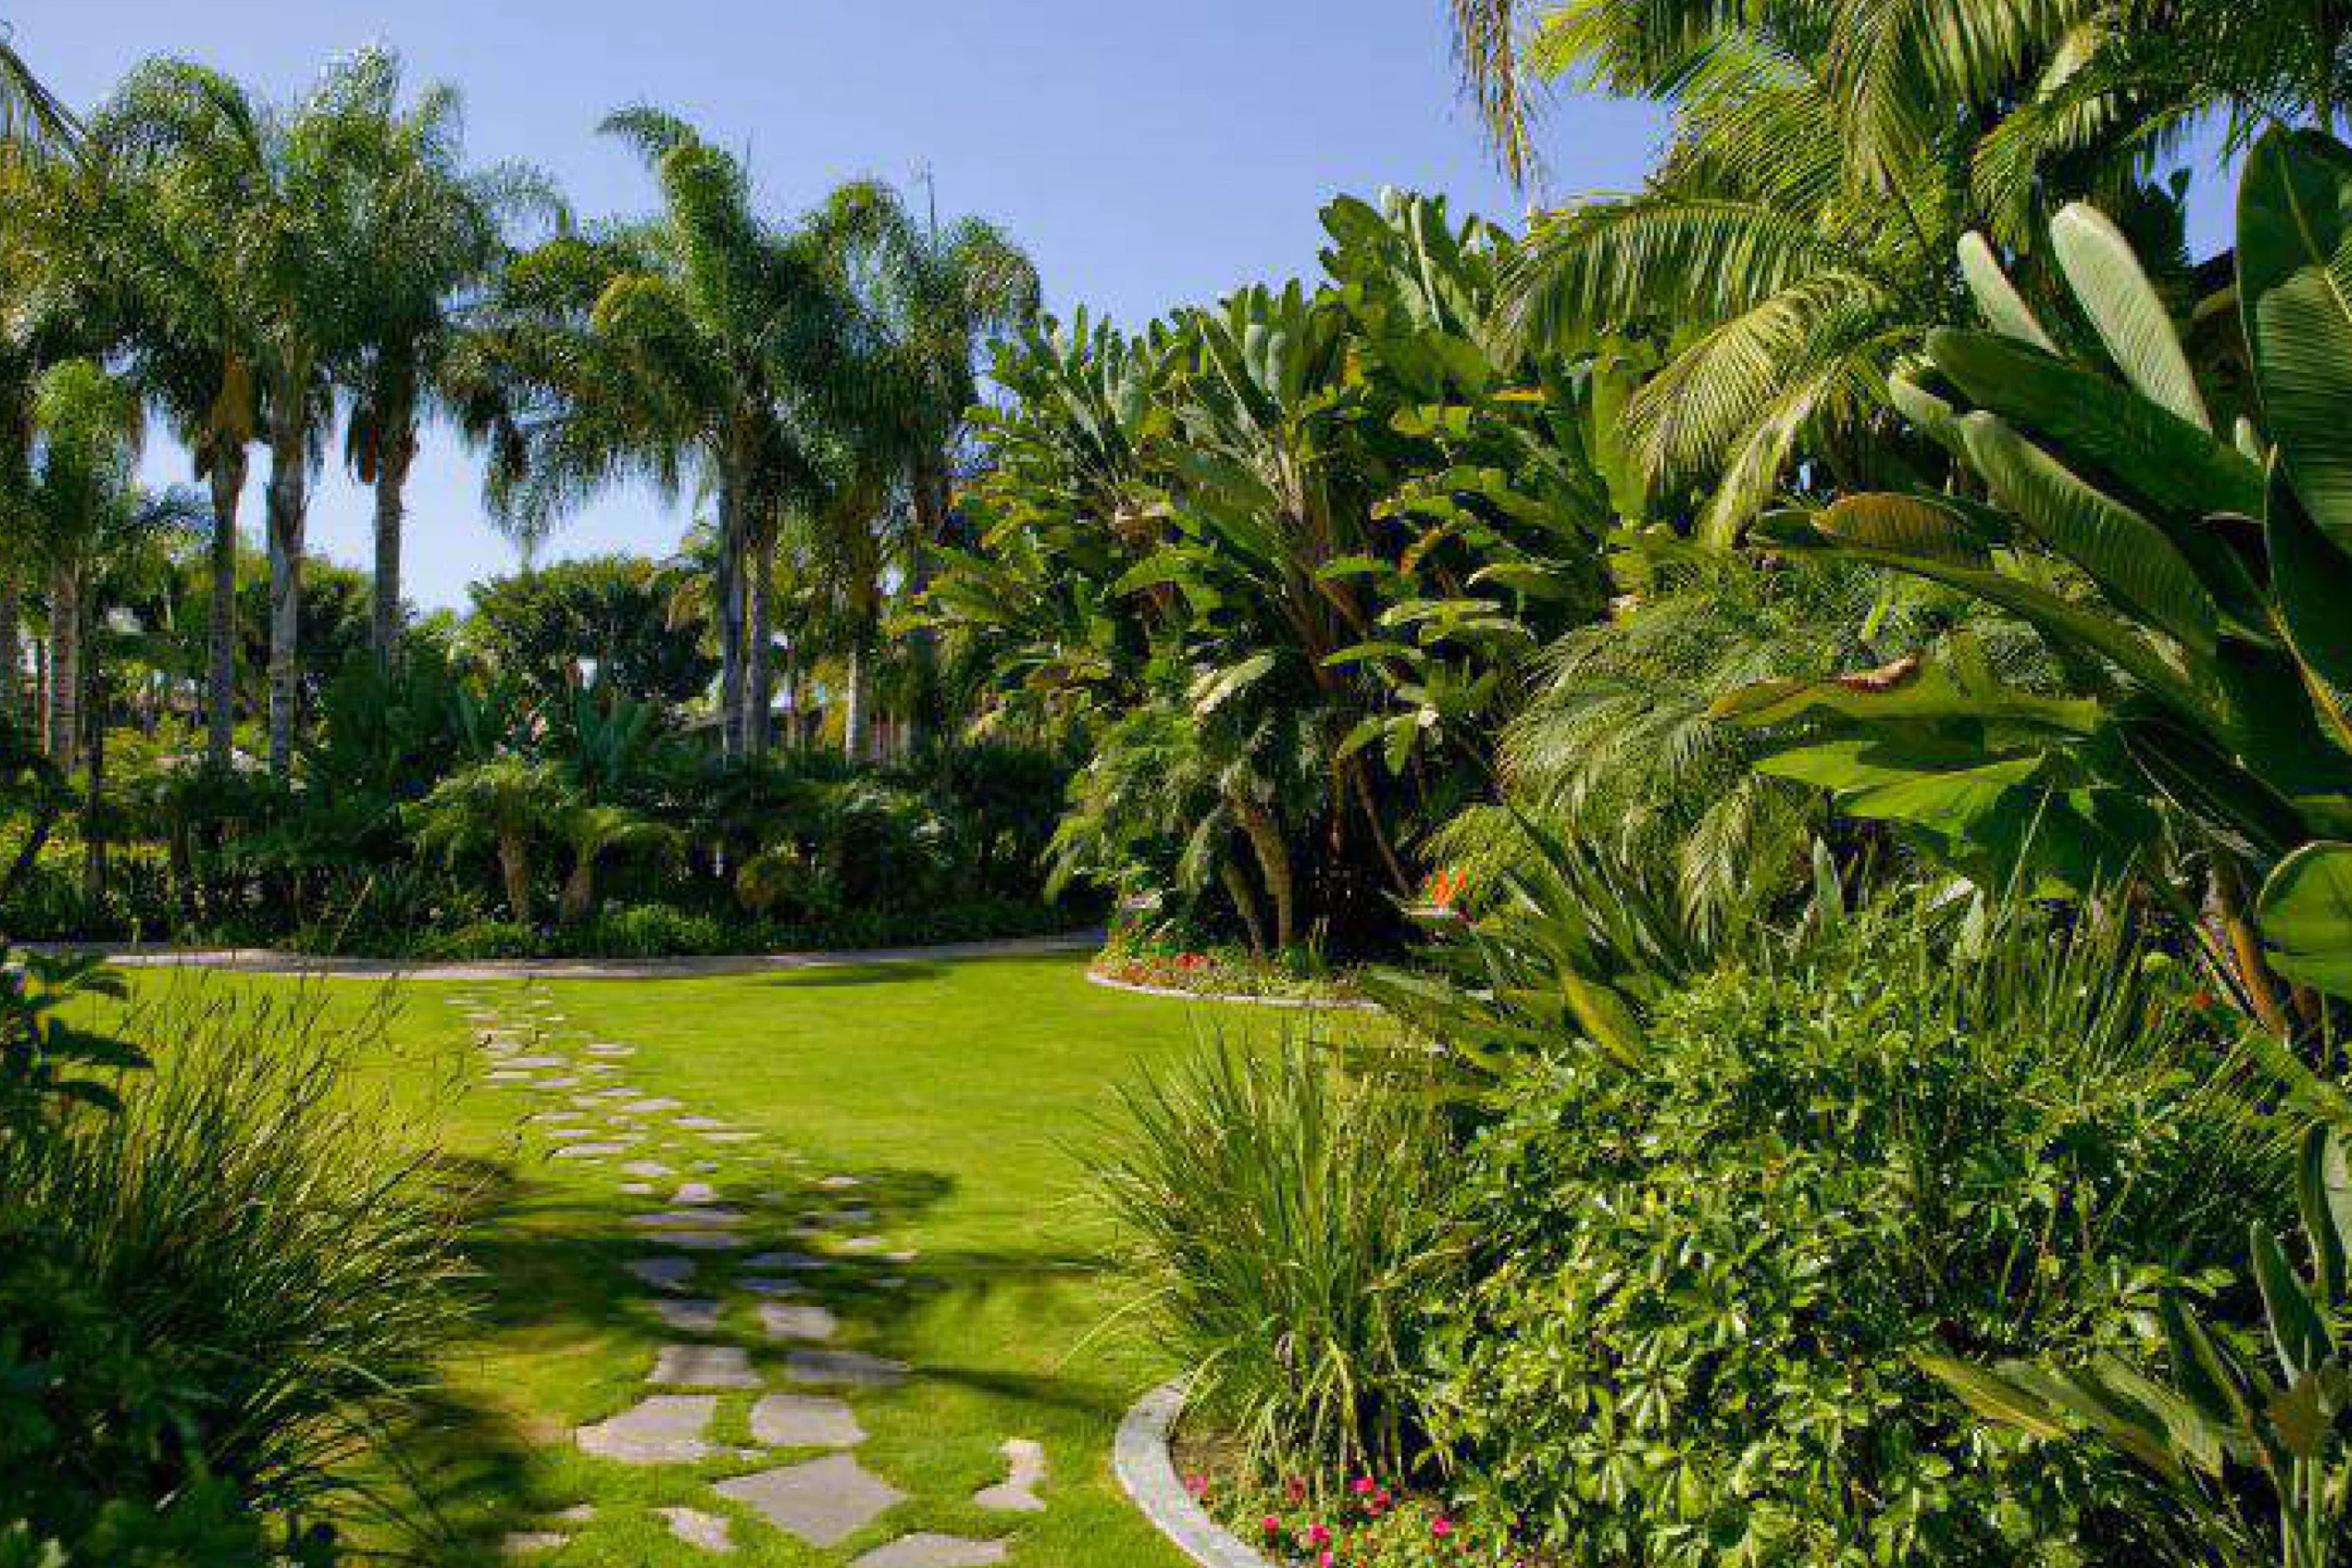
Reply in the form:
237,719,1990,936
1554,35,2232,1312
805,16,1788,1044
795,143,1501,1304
24,359,141,764
822,178,1038,744
0,20,83,160
329,47,559,668
464,108,843,757
99,56,361,776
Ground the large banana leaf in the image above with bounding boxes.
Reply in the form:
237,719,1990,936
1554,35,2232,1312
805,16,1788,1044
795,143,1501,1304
2052,203,2211,432
1715,637,2100,734
2257,840,2352,999
1955,232,2056,353
2242,128,2352,558
2267,461,2352,754
1957,412,2219,661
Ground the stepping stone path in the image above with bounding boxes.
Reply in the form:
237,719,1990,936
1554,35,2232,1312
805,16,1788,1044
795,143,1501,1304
974,1438,1047,1513
454,993,1026,1562
658,1506,735,1554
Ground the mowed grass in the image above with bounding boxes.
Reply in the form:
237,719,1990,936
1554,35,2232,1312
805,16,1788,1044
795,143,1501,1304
109,954,1343,1567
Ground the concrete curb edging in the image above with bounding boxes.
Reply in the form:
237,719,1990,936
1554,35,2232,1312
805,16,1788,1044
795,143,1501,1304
1114,1379,1280,1568
1085,970,1382,1013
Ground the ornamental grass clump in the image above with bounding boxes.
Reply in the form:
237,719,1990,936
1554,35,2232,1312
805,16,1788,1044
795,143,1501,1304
1095,1034,1455,1483
0,979,467,1559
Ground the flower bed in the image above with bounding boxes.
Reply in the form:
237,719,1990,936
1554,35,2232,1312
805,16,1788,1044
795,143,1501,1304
1091,932,1364,1006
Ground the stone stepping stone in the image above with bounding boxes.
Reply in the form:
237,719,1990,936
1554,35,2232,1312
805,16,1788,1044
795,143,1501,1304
694,1160,722,1173
485,1070,534,1083
705,1132,758,1144
548,1126,614,1143
673,1116,730,1131
586,1043,637,1057
744,1252,830,1272
658,1507,735,1554
628,1257,697,1292
575,1394,720,1463
653,1298,724,1334
626,1099,685,1114
973,1438,1046,1513
759,1303,839,1341
849,1534,1008,1568
749,1392,865,1448
585,1063,625,1075
556,1504,597,1523
502,1531,568,1556
529,1111,588,1125
737,1277,807,1298
646,1229,745,1251
785,1348,907,1388
820,1175,862,1190
551,1142,629,1160
527,1076,584,1091
832,1235,888,1254
628,1208,745,1229
650,1344,760,1388
673,1181,720,1204
619,1182,655,1196
624,1161,676,1179
714,1453,906,1548
503,1055,569,1070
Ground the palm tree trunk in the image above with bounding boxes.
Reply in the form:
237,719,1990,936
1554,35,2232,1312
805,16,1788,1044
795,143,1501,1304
902,454,950,751
46,561,77,765
742,520,775,756
207,448,245,769
715,480,745,760
842,642,871,762
498,831,533,925
370,423,414,668
560,852,595,924
80,607,104,908
265,412,308,779
1230,795,1295,951
0,574,20,728
1218,856,1270,956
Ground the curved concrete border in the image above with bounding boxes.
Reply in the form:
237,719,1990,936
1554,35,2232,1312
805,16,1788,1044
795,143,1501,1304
1114,1380,1277,1568
1086,969,1380,1013
27,931,1102,982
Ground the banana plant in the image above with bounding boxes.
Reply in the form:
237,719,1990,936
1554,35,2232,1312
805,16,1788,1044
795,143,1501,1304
1715,128,2352,1025
1921,1123,2352,1568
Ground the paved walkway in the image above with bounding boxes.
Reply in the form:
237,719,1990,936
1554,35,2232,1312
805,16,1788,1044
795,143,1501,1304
27,931,1102,982
450,987,1046,1562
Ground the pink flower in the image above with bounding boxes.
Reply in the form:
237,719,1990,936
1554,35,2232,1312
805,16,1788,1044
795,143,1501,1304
1317,1554,1335,1568
1431,1517,1455,1539
1261,1516,1282,1537
1308,1524,1332,1548
1285,1477,1307,1504
1351,1476,1376,1496
1182,1472,1207,1499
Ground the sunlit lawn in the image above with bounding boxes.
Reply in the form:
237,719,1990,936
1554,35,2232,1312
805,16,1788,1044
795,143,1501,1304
116,954,1347,1567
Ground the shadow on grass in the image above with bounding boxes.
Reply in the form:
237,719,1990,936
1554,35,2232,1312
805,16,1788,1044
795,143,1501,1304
751,961,950,989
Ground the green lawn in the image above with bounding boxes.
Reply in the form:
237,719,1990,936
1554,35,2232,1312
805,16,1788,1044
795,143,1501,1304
121,953,1322,1567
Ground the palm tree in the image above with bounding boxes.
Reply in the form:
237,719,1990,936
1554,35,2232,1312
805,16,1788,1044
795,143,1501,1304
0,21,83,160
24,361,141,763
822,178,1038,745
99,56,365,776
465,108,844,757
329,47,559,668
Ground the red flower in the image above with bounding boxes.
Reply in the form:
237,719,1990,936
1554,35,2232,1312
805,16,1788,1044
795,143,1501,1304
1351,1476,1376,1496
1431,1516,1455,1539
1308,1523,1332,1548
1261,1516,1282,1537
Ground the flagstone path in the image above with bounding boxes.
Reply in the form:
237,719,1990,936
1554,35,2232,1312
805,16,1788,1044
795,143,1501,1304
456,988,1046,1562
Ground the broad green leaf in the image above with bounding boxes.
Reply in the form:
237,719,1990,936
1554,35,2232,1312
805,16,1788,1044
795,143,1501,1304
1959,412,2218,660
1715,638,2100,733
1808,492,1991,566
2052,203,2210,431
2298,1126,2351,1311
1189,652,1277,716
2251,1222,2333,1381
2257,841,2352,999
2241,128,2352,557
1956,231,2057,352
2266,460,2352,754
1917,1357,2073,1442
1928,328,2266,529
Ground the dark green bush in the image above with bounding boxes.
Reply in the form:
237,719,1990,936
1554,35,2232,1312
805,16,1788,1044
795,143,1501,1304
1419,897,2282,1567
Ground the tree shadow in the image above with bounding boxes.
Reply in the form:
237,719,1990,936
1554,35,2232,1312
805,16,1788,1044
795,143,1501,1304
751,962,948,988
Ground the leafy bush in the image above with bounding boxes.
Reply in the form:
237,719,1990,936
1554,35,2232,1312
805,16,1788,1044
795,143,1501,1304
1097,1038,1455,1482
1419,894,2283,1567
0,983,461,1560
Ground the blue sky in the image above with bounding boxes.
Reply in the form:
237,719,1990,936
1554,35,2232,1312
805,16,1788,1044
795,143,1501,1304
16,2,2233,609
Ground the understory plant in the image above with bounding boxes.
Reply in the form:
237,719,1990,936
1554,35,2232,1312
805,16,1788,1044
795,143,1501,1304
1419,888,2284,1567
0,980,464,1562
1095,1035,1456,1484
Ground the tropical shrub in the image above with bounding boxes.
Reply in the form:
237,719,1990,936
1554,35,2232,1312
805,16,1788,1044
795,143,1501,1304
1096,1037,1455,1483
0,983,460,1561
1419,891,2282,1567
1927,1123,2352,1568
